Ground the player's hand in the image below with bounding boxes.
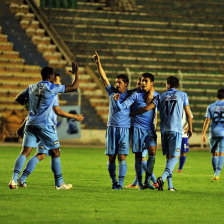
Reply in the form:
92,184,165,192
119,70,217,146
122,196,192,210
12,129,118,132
113,93,120,101
201,134,206,142
93,51,100,63
69,61,78,74
74,114,84,122
188,129,193,138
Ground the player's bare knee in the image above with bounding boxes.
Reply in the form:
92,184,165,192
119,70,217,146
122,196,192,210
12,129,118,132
21,147,32,157
108,155,116,163
118,154,126,161
50,148,60,158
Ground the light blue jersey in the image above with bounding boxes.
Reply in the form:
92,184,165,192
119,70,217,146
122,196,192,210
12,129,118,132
106,84,131,128
25,81,65,126
154,88,189,134
50,96,59,127
205,100,224,137
116,90,159,130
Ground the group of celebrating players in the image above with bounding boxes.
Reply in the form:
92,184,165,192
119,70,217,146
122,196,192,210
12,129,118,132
8,52,224,191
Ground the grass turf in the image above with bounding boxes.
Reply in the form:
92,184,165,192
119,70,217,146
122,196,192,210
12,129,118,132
0,146,223,224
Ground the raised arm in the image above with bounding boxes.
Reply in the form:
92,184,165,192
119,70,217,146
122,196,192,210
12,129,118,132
201,117,210,143
53,106,84,122
64,61,79,93
184,105,193,138
93,51,110,87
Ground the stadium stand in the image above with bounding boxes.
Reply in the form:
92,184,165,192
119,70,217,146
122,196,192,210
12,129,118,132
41,0,224,132
1,0,224,134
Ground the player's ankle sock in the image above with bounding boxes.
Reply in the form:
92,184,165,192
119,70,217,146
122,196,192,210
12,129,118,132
132,176,138,186
107,161,117,184
142,160,147,172
51,157,64,187
118,160,127,188
145,156,155,181
167,173,173,189
140,160,147,180
216,156,224,177
161,160,170,181
135,156,142,185
19,156,40,182
168,157,178,172
162,157,178,182
212,156,218,172
151,173,157,184
178,156,186,170
12,154,27,182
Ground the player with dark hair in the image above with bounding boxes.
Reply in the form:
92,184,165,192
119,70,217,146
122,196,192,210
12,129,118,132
15,73,84,189
201,89,224,181
113,72,159,190
126,77,158,189
93,51,131,189
132,76,193,191
9,62,83,189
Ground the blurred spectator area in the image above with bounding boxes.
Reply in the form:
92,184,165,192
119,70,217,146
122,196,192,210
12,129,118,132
1,0,224,135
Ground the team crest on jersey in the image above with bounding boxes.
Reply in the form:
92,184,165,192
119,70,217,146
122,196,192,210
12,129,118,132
53,140,59,145
39,145,44,149
176,148,180,152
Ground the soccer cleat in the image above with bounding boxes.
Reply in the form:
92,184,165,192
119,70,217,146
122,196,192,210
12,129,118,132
168,187,177,192
157,177,164,191
144,181,156,190
213,176,219,181
138,184,145,190
177,169,182,173
9,180,18,189
17,179,27,188
55,183,73,190
125,184,138,189
152,182,159,189
112,183,122,189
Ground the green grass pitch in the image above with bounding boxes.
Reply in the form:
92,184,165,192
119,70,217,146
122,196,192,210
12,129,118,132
0,145,224,224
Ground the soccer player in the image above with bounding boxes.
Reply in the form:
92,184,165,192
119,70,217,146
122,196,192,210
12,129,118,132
113,73,159,190
93,51,131,189
201,89,224,181
178,109,193,172
132,76,193,191
9,62,82,189
16,73,84,188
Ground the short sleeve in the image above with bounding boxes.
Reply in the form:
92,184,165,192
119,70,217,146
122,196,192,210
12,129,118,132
50,84,66,95
105,84,114,96
183,92,189,106
205,106,211,119
53,96,59,107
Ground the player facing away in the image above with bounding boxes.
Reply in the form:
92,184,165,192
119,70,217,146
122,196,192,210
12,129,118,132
93,51,131,189
15,73,84,189
9,62,81,189
132,76,193,191
113,73,159,190
178,109,193,172
201,89,224,181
